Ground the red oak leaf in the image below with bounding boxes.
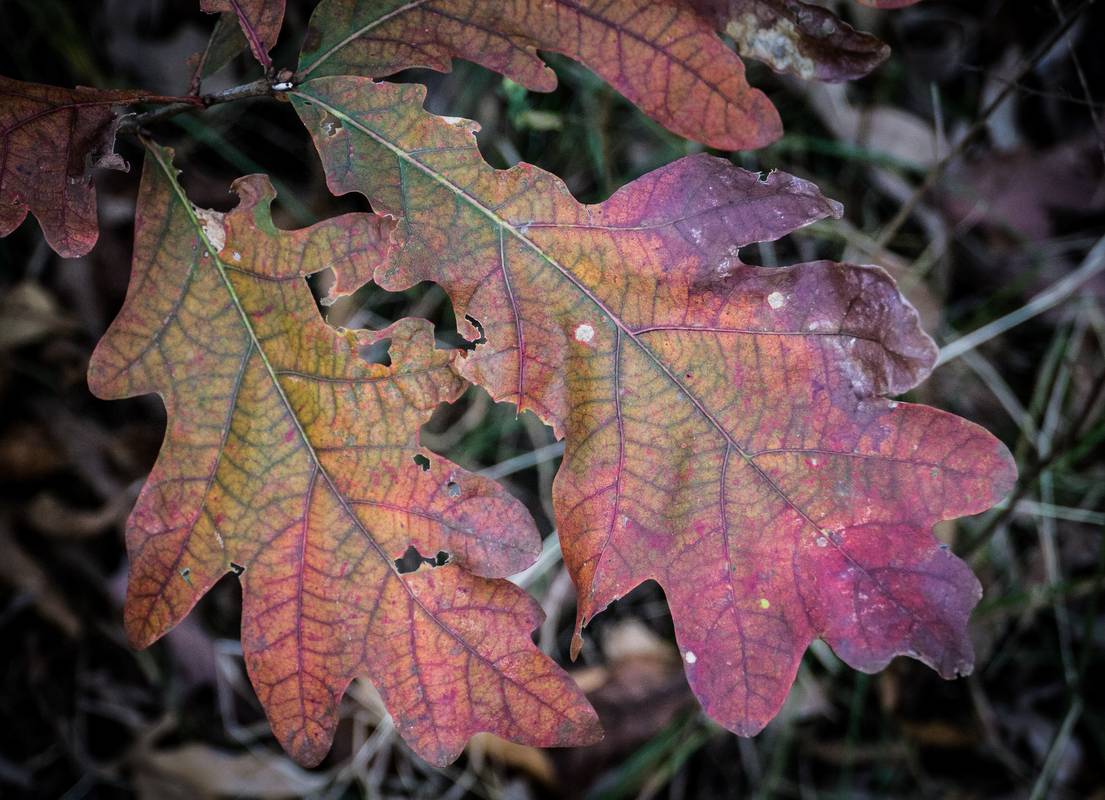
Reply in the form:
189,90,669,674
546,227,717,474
292,76,1017,738
296,0,783,150
0,77,165,258
87,142,600,766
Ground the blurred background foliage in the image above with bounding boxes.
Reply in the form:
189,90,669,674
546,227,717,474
1,1,1103,798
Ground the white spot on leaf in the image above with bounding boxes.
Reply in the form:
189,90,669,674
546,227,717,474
194,207,226,252
767,291,785,310
684,650,697,664
574,323,595,343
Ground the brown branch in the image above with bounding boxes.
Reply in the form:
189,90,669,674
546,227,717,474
118,77,288,135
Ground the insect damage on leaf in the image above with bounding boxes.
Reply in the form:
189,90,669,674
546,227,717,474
292,76,1017,739
691,0,890,82
87,143,600,767
0,77,160,258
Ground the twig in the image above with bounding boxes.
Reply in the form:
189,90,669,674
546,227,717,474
959,64,1105,110
118,77,287,135
477,440,564,481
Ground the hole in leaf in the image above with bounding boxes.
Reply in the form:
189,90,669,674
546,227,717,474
229,562,245,576
394,545,450,574
321,114,344,137
464,314,487,348
322,280,471,349
446,480,461,497
413,453,431,471
179,567,192,584
359,338,392,366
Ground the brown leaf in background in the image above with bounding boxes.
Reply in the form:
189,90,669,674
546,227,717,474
0,522,81,637
135,743,328,799
0,77,170,258
941,137,1105,241
555,621,692,787
0,281,76,351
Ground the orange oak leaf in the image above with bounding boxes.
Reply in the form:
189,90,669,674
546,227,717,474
0,77,176,258
87,142,600,767
200,0,286,69
296,0,783,150
292,76,1017,738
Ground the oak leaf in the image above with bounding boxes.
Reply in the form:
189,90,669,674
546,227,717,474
293,76,1017,738
295,0,914,150
200,0,286,69
0,77,160,258
296,0,783,150
87,143,600,767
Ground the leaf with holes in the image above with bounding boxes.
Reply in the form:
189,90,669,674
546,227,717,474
200,0,286,69
87,143,600,767
293,76,1017,738
0,77,168,258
